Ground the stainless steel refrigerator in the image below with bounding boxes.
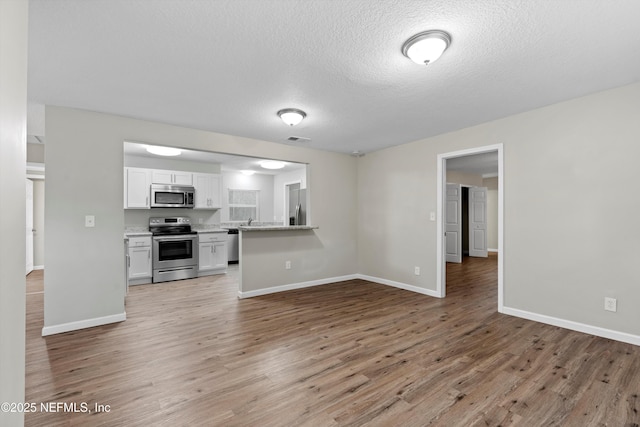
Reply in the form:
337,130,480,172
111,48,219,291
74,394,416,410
288,184,306,225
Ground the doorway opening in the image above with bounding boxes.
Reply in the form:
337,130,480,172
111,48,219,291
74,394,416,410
436,144,504,312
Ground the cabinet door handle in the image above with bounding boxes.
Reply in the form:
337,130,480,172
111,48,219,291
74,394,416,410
213,245,216,253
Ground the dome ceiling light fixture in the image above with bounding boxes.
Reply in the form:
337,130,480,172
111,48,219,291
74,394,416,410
260,160,286,170
402,30,451,66
240,170,256,176
277,108,306,126
146,145,182,156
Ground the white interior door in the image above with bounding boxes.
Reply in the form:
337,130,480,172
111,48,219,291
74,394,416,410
469,186,488,258
26,178,34,275
445,183,462,263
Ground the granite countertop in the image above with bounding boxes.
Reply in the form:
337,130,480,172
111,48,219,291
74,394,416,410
124,228,152,237
239,225,318,231
194,228,227,234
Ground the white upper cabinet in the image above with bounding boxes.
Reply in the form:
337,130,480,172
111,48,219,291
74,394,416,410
124,167,151,209
152,169,193,185
125,167,219,209
193,173,221,209
173,172,192,185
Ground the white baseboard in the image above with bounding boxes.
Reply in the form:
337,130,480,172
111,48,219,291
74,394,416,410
502,306,640,346
238,273,441,299
33,265,44,270
357,274,441,298
42,312,126,336
238,274,359,298
488,248,498,253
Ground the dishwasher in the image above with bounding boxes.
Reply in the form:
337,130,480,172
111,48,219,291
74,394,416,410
227,228,239,263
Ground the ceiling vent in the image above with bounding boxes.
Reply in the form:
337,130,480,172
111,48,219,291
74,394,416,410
287,136,311,143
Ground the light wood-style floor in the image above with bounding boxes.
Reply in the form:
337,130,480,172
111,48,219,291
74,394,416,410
25,256,640,426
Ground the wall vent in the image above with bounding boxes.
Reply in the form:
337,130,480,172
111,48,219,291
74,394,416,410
287,136,311,143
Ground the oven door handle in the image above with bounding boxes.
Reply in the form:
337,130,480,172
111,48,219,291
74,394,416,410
153,235,197,242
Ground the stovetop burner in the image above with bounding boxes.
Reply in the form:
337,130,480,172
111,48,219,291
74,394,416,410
149,216,195,236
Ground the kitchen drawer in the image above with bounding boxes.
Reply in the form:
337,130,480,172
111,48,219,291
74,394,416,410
128,236,151,247
198,233,226,243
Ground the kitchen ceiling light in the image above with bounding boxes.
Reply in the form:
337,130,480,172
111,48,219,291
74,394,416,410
402,30,451,66
277,108,306,126
260,160,286,170
240,170,256,176
146,145,182,156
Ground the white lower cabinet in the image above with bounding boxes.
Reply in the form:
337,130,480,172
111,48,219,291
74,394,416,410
198,232,227,276
127,236,152,285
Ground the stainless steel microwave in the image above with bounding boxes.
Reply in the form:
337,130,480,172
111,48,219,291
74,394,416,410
150,184,195,208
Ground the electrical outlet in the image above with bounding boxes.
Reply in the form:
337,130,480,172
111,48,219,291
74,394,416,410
414,266,420,276
604,297,617,312
285,261,291,270
85,215,95,227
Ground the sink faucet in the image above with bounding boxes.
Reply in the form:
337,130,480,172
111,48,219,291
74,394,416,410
248,217,253,225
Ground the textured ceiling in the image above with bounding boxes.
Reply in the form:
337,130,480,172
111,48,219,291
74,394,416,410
27,0,640,155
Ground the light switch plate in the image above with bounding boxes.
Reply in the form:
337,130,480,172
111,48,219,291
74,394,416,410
430,212,436,221
85,215,95,227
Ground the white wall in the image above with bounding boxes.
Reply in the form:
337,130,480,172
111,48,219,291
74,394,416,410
446,170,483,187
45,107,358,333
0,0,28,424
27,142,45,163
33,179,46,267
222,171,274,223
124,153,221,174
358,81,640,340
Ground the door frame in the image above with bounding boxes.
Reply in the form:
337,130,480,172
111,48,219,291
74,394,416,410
436,143,504,312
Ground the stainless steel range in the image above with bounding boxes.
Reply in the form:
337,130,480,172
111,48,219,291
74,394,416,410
149,217,198,283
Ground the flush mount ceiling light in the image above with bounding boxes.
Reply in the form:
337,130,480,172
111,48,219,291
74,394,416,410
240,170,256,176
277,108,306,126
260,160,286,170
402,30,451,66
146,145,182,156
